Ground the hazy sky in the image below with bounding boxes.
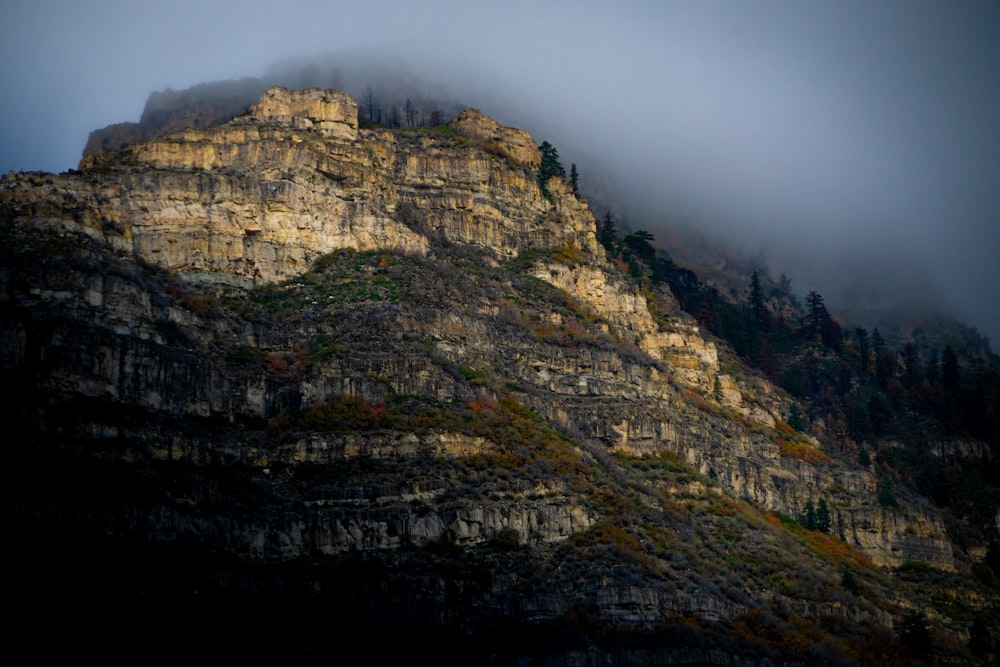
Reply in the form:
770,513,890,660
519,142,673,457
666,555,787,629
2,1,998,347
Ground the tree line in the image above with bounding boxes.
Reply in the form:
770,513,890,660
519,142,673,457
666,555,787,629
538,140,578,200
358,85,447,128
594,213,1000,544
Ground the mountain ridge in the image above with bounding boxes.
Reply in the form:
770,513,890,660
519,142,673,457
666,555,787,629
3,85,997,664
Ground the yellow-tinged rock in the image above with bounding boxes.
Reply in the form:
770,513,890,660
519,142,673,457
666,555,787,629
250,86,358,139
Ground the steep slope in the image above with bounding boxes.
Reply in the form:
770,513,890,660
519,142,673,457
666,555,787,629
2,87,994,664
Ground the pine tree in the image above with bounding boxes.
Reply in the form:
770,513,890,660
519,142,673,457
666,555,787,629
805,291,829,342
538,141,566,199
569,163,579,195
779,273,792,293
802,499,817,530
788,403,804,431
597,211,617,255
854,327,871,374
872,328,887,388
815,499,831,533
623,230,656,265
748,270,769,328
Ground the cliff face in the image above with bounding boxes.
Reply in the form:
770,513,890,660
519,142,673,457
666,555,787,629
1,87,986,662
5,87,591,287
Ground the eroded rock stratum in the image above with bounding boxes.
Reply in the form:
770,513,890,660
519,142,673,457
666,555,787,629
2,85,978,663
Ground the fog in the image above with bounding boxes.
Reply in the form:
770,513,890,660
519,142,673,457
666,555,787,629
2,0,998,348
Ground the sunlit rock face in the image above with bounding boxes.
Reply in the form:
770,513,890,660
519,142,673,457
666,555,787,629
2,87,971,660
0,86,956,571
449,107,541,168
10,87,602,285
248,86,359,137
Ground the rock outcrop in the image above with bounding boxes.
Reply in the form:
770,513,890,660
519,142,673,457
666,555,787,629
2,86,982,661
248,86,359,137
1,86,955,569
449,108,542,167
8,87,596,287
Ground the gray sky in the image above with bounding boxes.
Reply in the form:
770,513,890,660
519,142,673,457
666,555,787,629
2,0,998,348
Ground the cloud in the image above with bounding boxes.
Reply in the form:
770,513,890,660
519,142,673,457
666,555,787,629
2,0,998,347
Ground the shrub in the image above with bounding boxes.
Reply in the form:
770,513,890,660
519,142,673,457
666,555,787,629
841,567,859,595
300,394,388,431
265,352,290,373
568,521,642,553
551,242,585,266
490,528,522,552
310,334,348,362
167,281,219,316
457,365,487,382
229,344,266,364
807,531,874,569
184,294,219,316
877,484,899,509
424,530,463,555
774,437,831,465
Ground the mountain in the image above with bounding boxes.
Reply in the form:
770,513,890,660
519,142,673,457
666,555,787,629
3,86,997,664
81,54,469,163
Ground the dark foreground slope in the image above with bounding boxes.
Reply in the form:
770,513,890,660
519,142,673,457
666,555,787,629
3,224,994,665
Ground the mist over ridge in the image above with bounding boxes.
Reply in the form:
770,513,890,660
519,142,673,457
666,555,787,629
2,1,997,349
5,7,1000,657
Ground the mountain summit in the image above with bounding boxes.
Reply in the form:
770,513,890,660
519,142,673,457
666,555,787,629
2,86,996,664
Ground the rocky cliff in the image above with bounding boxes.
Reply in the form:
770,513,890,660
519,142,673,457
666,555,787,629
18,87,589,286
2,87,991,664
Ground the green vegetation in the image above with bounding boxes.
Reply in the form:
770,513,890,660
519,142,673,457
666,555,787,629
800,498,832,533
489,527,523,552
227,249,414,321
219,238,923,656
597,211,1000,552
227,344,266,364
537,140,566,200
878,483,899,509
9,172,996,664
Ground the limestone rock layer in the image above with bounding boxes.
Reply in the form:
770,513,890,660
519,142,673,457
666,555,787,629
1,85,977,662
